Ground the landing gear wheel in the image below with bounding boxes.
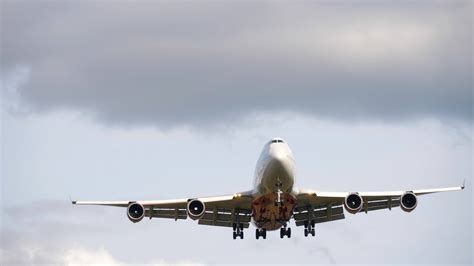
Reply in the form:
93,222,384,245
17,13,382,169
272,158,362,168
256,228,266,239
280,227,291,238
233,223,244,239
303,220,316,237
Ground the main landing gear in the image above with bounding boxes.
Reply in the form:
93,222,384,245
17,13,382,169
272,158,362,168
304,220,316,237
256,228,267,239
232,223,244,239
280,226,291,238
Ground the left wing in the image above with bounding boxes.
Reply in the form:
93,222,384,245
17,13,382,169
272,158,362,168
293,182,465,227
73,190,254,228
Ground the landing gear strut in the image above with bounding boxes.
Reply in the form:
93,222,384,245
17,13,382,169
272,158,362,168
304,220,316,237
256,228,267,239
232,223,244,239
280,226,291,238
274,178,284,207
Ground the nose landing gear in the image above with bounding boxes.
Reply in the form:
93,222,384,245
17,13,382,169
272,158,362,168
274,178,284,207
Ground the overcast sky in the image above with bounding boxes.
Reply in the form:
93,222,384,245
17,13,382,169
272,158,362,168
1,1,472,265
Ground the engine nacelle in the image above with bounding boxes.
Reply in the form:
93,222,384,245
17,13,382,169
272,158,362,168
127,202,145,223
187,199,206,220
344,192,364,214
400,192,418,212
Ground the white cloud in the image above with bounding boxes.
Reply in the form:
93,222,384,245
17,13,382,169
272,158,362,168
0,245,119,265
0,65,31,113
0,245,205,266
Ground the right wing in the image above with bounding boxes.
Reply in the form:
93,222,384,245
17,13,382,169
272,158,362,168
293,182,465,227
73,190,254,228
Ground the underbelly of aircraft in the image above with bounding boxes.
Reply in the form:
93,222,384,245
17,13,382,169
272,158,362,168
251,192,297,230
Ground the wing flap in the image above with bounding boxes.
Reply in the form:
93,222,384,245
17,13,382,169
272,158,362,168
200,212,251,223
198,208,252,228
363,197,401,212
198,220,250,228
145,208,187,220
295,214,345,226
293,205,345,226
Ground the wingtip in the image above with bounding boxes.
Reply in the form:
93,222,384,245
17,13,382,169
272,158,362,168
461,179,466,190
70,195,77,204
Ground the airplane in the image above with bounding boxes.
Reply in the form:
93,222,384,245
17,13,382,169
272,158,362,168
72,137,465,239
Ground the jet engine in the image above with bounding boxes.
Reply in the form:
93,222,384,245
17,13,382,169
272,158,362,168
127,202,145,223
400,192,418,212
187,199,206,220
344,192,364,214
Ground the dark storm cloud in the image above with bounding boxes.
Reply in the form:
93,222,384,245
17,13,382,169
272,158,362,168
1,1,472,127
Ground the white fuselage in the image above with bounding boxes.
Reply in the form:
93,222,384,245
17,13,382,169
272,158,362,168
253,138,296,195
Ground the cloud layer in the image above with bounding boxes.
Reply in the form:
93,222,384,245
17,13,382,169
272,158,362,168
2,1,471,127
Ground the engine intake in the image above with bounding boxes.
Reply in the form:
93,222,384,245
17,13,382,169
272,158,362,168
187,199,206,220
344,192,364,214
400,192,417,212
127,202,145,223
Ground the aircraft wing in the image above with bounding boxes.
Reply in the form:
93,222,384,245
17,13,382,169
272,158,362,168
72,190,254,228
293,182,465,227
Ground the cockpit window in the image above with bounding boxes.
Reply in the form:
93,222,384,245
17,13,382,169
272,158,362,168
271,139,284,143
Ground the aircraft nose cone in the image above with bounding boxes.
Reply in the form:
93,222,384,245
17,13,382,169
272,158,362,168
268,148,294,176
271,152,287,165
269,144,289,160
